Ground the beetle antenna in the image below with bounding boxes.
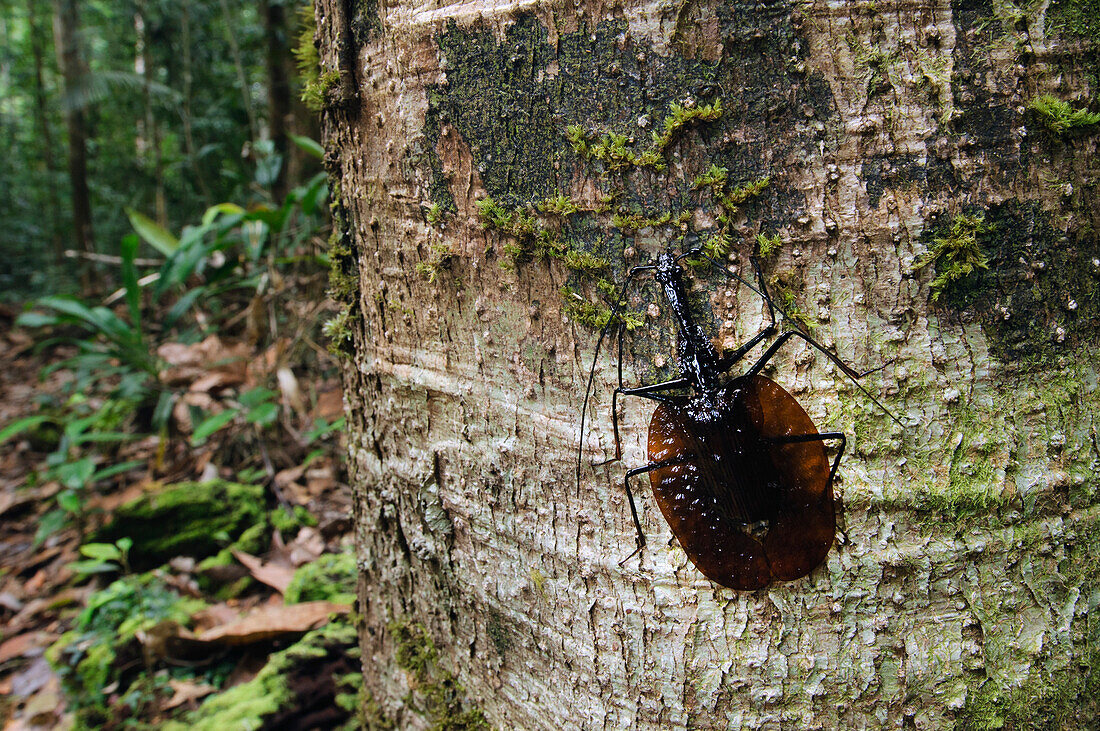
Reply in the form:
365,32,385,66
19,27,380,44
577,269,644,493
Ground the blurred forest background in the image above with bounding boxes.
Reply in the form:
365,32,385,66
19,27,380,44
1,0,319,298
0,2,361,728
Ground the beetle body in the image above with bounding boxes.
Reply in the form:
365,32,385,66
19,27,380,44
583,248,870,590
646,374,833,590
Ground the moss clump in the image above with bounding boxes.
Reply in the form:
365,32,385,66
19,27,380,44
476,196,610,276
294,4,343,113
285,551,357,606
567,100,724,173
1048,0,1100,43
302,71,340,115
92,480,267,571
756,232,782,259
293,4,323,112
323,305,359,358
387,619,490,730
165,621,359,731
1027,94,1100,136
539,195,581,215
48,574,207,728
912,213,991,302
327,206,359,305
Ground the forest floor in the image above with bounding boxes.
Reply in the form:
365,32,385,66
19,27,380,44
0,295,357,729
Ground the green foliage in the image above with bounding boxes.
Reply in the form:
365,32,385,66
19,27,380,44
48,573,207,728
165,622,358,731
69,537,132,577
912,213,991,301
568,100,724,173
295,3,325,112
0,0,305,300
651,99,723,151
92,480,268,571
1027,94,1100,135
756,232,782,259
285,551,357,605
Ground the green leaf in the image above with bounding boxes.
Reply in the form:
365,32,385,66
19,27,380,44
90,460,144,482
202,203,246,228
152,391,176,432
116,537,133,554
34,509,68,547
238,387,277,408
68,560,120,575
126,208,178,255
0,415,50,444
14,312,61,328
164,286,205,329
80,543,123,562
191,409,239,445
289,134,324,159
244,401,279,426
57,458,96,490
120,234,142,329
57,490,83,512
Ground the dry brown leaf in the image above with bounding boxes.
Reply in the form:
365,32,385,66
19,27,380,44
20,674,64,728
190,603,242,634
9,657,52,697
0,632,53,664
231,550,294,594
312,385,344,422
196,601,349,646
273,465,305,488
162,678,216,710
287,528,325,566
305,465,337,495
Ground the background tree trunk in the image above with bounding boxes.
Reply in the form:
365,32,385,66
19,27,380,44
52,0,94,287
316,0,1100,726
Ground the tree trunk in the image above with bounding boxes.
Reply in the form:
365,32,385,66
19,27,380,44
317,0,1100,727
52,0,94,287
261,0,292,201
134,0,167,227
26,0,64,266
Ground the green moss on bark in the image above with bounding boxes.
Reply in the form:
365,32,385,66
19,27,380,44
387,619,491,729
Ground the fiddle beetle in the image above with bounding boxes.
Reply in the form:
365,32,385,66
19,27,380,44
578,244,900,590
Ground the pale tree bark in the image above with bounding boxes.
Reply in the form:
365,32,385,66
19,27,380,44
315,0,1100,727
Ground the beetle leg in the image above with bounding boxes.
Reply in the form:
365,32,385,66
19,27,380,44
747,329,902,426
616,453,697,564
593,377,693,468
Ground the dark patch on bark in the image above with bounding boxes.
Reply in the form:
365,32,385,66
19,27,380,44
929,201,1100,360
420,7,837,228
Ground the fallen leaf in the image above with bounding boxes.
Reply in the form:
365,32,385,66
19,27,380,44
273,465,305,488
190,603,242,634
197,601,349,646
0,591,25,613
287,528,325,566
162,678,216,710
0,632,52,664
231,550,294,594
10,656,52,697
312,385,344,422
